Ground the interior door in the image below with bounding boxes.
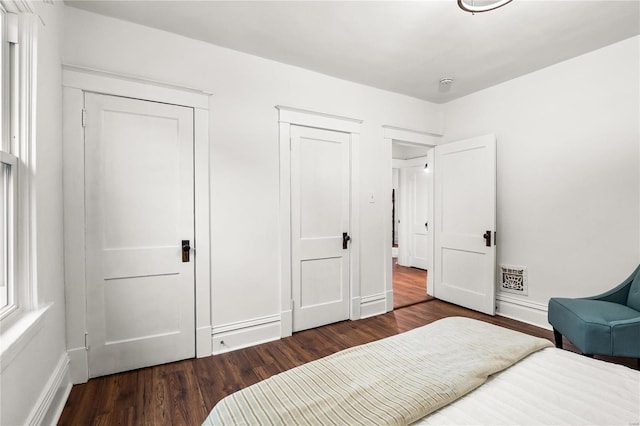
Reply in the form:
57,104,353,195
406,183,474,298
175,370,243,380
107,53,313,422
84,93,195,377
409,165,430,270
434,134,496,315
291,126,350,332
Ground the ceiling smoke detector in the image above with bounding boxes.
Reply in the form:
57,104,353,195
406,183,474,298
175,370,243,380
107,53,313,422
458,0,514,13
439,78,454,92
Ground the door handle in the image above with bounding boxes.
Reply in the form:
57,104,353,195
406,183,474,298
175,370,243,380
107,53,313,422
483,231,492,247
425,222,428,231
342,232,351,250
182,240,191,262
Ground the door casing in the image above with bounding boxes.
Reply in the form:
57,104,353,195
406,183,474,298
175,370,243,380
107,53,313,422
384,127,498,315
62,65,211,384
383,126,442,311
277,106,361,338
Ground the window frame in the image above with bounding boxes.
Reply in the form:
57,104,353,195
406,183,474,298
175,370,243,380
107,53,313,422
0,5,17,320
0,1,37,325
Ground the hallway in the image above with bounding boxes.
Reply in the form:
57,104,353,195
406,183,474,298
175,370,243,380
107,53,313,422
393,258,433,309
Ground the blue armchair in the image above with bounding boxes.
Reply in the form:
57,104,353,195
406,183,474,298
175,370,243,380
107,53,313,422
548,265,640,363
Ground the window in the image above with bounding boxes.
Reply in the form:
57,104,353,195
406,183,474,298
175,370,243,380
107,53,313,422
0,4,36,321
0,7,15,316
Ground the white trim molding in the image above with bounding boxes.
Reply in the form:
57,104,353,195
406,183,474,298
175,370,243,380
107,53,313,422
0,1,34,14
62,67,212,383
62,64,210,109
25,352,72,426
360,292,387,319
0,304,50,371
382,125,443,145
277,106,362,337
212,314,281,355
276,105,362,134
384,127,442,311
496,292,550,330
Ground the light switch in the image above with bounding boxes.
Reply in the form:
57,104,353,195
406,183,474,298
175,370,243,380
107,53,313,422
368,192,375,203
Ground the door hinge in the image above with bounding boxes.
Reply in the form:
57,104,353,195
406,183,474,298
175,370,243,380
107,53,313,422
290,299,294,310
84,331,89,351
82,108,87,127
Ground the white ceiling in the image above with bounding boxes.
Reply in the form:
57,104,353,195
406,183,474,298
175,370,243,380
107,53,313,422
65,0,640,103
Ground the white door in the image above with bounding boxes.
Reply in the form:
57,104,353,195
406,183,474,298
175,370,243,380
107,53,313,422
84,93,195,377
434,134,497,315
291,126,350,332
408,164,431,270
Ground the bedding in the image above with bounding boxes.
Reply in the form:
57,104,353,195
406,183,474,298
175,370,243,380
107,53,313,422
204,317,552,425
418,346,640,425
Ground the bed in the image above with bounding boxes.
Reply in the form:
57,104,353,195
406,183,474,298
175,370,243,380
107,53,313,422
204,317,640,425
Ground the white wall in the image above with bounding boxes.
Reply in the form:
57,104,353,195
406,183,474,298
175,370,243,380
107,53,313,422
443,36,640,325
0,2,69,425
62,6,443,350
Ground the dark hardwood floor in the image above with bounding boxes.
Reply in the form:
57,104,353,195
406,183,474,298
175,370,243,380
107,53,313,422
393,258,433,308
58,299,639,426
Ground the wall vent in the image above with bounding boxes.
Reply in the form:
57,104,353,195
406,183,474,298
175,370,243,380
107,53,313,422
500,265,528,295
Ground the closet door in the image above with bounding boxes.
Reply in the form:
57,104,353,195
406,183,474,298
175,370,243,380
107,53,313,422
84,93,195,377
290,126,351,332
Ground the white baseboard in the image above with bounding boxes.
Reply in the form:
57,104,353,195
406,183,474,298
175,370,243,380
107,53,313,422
26,353,72,426
196,325,212,358
350,297,361,321
212,314,281,355
496,293,551,330
67,346,88,384
385,289,393,312
281,309,292,338
360,293,387,319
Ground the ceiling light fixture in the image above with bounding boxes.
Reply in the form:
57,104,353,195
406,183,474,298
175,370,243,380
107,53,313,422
458,0,513,13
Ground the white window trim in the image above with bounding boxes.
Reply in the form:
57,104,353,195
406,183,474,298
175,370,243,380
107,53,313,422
0,0,41,365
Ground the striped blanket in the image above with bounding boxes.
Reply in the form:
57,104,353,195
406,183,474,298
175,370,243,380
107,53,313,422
204,317,552,426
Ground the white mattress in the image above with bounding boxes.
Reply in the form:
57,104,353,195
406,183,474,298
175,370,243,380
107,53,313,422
416,347,640,425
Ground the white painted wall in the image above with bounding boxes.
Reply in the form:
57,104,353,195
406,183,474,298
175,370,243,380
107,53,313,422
443,36,640,323
62,6,443,349
0,2,70,425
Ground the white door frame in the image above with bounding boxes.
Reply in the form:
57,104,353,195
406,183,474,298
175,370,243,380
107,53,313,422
62,65,212,384
277,106,362,338
383,126,442,312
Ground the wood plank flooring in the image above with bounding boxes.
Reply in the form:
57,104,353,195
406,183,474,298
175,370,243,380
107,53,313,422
393,258,433,308
58,299,639,425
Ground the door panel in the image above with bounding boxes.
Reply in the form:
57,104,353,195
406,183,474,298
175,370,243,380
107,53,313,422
85,93,195,377
434,135,496,315
409,164,430,270
291,126,350,332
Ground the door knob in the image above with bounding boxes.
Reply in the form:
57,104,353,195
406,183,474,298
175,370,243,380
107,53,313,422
342,232,351,250
483,231,492,247
182,240,191,262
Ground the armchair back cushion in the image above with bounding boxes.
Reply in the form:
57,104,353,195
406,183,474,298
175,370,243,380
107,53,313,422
627,273,640,311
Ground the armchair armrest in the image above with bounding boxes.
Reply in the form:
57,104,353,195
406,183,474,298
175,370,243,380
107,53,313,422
584,265,640,304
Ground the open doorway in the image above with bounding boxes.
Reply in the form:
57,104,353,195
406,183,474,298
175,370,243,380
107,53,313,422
392,142,433,308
